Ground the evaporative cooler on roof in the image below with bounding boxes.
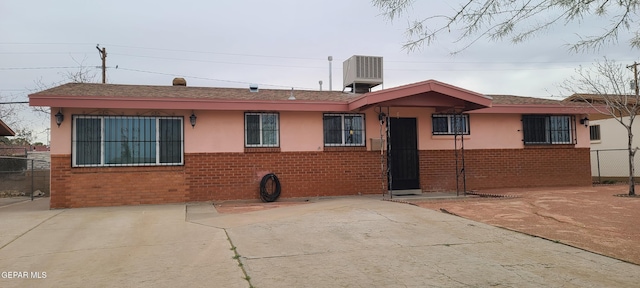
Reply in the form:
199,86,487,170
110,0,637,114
343,55,383,93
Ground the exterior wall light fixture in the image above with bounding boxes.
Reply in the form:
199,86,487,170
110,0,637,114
190,112,197,128
580,117,589,127
55,109,64,127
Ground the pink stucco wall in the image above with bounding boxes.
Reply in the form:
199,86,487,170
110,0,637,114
186,110,243,153
280,111,324,152
49,107,71,154
49,107,591,155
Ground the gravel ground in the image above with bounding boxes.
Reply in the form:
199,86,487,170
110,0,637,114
412,185,640,265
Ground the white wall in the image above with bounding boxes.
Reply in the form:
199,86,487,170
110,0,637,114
590,117,640,177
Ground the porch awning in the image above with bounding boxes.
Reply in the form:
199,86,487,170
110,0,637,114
348,79,492,112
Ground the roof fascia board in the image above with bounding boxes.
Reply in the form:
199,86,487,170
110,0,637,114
469,104,600,114
348,80,491,111
29,96,351,112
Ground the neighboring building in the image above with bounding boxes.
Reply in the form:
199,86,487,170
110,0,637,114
563,94,639,181
29,62,595,208
587,116,640,180
0,118,15,137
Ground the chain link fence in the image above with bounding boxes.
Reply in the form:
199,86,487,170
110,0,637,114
0,147,50,200
591,149,640,183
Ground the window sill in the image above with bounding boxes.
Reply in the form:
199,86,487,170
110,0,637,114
71,165,184,173
244,147,281,153
324,146,367,152
431,135,470,140
590,140,602,144
524,144,576,149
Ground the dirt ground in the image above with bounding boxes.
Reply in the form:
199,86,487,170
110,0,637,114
215,185,640,265
413,185,640,265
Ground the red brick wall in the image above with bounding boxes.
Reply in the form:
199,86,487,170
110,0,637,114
50,155,187,208
419,147,592,191
49,151,384,208
49,147,591,208
185,151,383,201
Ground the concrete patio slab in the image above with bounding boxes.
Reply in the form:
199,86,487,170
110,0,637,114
1,195,638,287
0,199,246,288
192,196,640,287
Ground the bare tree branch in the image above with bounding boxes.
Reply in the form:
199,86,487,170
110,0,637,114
373,0,640,53
562,58,639,195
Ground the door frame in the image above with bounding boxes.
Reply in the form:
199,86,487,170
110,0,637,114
388,117,420,191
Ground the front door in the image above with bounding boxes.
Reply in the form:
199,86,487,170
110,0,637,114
389,118,420,190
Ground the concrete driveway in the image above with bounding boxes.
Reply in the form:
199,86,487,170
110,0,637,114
1,197,639,287
0,198,245,288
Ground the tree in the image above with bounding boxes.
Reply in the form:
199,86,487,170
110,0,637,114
0,92,21,144
31,56,98,116
562,58,640,196
0,128,33,146
12,129,33,146
373,0,640,53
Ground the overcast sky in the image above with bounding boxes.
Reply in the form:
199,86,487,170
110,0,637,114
1,0,638,143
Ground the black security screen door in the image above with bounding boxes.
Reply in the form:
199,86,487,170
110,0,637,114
389,118,420,190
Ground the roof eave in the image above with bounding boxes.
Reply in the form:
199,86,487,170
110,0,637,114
29,96,351,112
469,104,601,114
0,119,15,136
348,80,492,111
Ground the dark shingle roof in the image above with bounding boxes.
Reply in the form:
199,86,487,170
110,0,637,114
487,94,563,105
31,83,579,108
30,83,358,102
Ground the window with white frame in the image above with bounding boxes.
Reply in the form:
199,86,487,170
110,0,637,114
522,115,574,145
432,114,469,135
323,114,365,146
245,112,279,147
72,115,183,167
590,125,601,141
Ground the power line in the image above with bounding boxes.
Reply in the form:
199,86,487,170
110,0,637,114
110,53,327,69
2,42,632,66
117,67,314,90
0,66,85,70
104,44,325,61
0,52,92,55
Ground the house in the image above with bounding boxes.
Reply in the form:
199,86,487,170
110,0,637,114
563,94,639,181
29,63,595,208
0,118,15,137
585,116,640,181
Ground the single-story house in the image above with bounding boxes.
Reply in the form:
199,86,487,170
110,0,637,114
586,116,640,180
0,118,16,137
29,78,595,208
563,94,638,181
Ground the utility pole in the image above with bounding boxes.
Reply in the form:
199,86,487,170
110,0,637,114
328,56,333,91
96,45,107,83
629,62,640,96
625,61,639,196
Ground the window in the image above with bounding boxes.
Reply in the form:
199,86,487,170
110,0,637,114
522,115,573,145
245,113,279,147
323,114,365,146
432,114,469,135
72,115,183,167
590,125,601,141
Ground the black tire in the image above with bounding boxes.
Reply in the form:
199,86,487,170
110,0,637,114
259,173,281,202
